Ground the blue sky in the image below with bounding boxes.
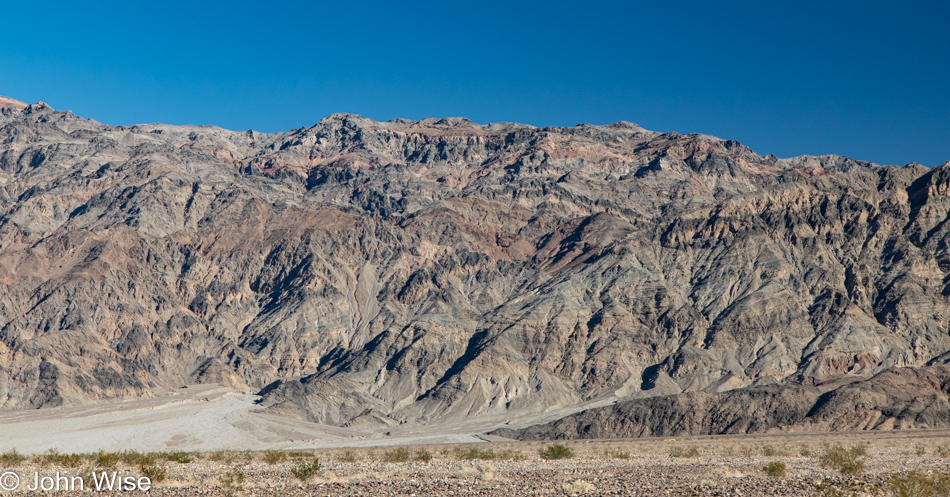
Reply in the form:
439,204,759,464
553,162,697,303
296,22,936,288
1,1,947,166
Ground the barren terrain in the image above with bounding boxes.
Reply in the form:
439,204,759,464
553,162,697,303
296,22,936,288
3,96,950,437
1,430,949,495
3,96,950,495
0,384,602,454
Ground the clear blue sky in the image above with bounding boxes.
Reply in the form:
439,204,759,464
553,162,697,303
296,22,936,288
1,1,947,166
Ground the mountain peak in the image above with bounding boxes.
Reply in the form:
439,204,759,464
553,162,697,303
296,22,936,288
0,95,28,111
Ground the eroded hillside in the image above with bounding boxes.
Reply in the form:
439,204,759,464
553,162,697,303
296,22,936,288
1,96,948,433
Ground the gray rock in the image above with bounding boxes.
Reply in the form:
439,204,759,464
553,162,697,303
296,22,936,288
494,365,950,439
0,97,948,434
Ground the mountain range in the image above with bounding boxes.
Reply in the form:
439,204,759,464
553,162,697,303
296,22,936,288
2,95,949,437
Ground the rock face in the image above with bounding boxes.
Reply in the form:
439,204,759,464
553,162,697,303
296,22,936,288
1,96,949,433
493,365,950,439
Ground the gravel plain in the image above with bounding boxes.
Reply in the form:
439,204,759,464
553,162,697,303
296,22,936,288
2,430,949,496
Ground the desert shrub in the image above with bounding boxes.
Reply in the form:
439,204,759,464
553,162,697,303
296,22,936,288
382,447,411,463
337,450,358,463
539,444,574,460
670,446,701,458
935,445,950,458
219,468,244,497
818,443,865,475
800,444,812,457
139,463,167,483
455,447,496,460
414,449,432,462
92,451,120,469
762,445,787,457
161,451,192,464
287,451,310,459
119,450,155,466
208,451,236,463
605,448,630,459
851,443,868,459
840,459,864,476
762,461,787,477
39,449,83,468
814,478,877,497
917,444,928,456
453,447,525,461
290,457,321,481
263,450,287,465
497,449,526,461
0,449,26,466
887,471,950,497
737,446,755,458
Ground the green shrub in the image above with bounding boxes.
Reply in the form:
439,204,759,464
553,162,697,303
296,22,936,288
263,450,287,465
93,451,120,469
290,457,321,481
669,446,701,458
762,461,787,477
916,444,927,456
497,449,526,461
818,443,865,475
119,450,155,466
452,446,525,461
382,447,411,463
935,445,950,458
208,451,236,463
454,447,496,460
850,443,868,457
814,478,877,497
887,471,950,497
539,444,574,460
39,449,83,468
0,449,26,466
762,445,778,457
605,448,630,459
139,464,167,483
840,459,864,476
414,449,432,462
161,451,192,464
337,450,358,463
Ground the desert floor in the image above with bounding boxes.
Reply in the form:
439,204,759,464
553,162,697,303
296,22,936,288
0,430,948,495
1,387,949,495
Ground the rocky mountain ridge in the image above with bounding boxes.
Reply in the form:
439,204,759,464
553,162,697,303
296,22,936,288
1,95,949,435
494,365,950,439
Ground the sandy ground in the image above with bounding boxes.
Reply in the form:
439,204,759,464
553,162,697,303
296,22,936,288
0,385,367,453
2,387,950,495
0,432,948,495
0,384,618,454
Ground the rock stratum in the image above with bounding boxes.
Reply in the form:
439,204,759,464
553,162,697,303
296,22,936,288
1,95,949,436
